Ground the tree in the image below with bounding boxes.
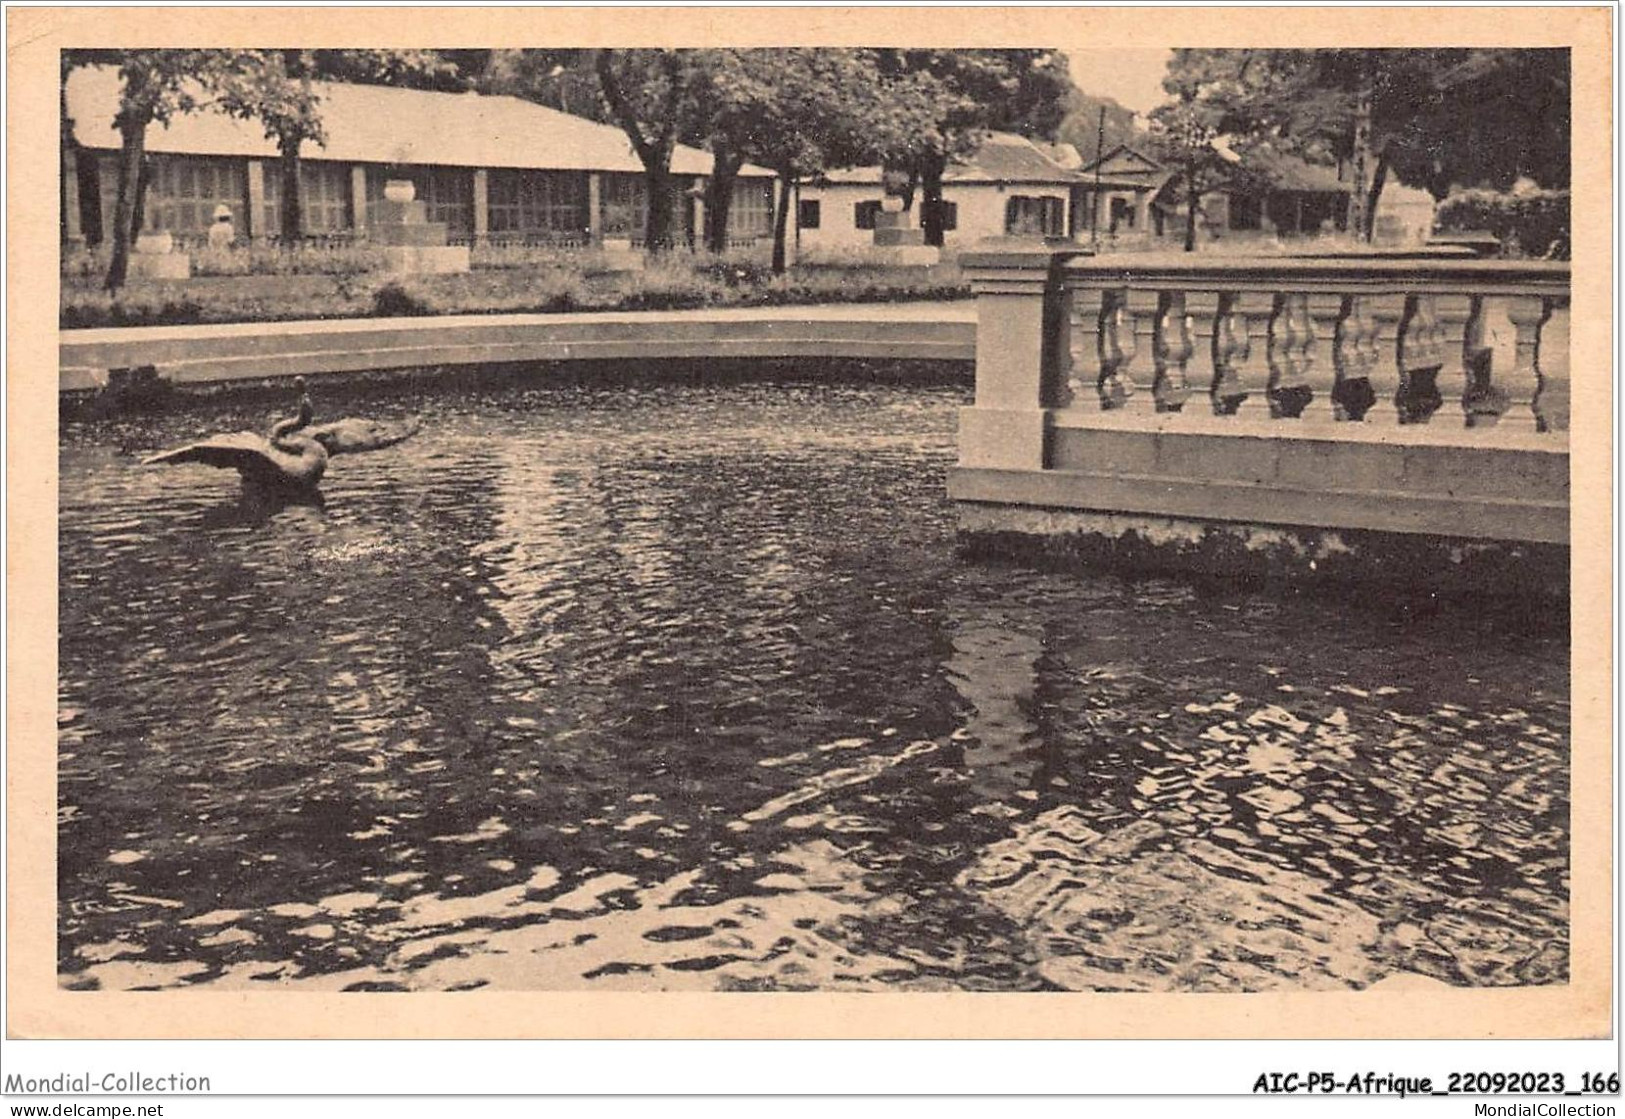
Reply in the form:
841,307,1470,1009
1146,71,1231,252
683,50,768,253
63,49,243,291
1153,48,1571,240
871,50,1075,246
685,49,906,262
1058,90,1142,166
210,50,456,243
593,48,703,253
697,50,892,271
479,49,609,122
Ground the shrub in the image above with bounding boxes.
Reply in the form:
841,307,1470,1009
370,280,436,317
60,294,205,329
1435,187,1570,259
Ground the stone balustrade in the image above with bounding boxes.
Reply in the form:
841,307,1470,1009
950,242,1571,591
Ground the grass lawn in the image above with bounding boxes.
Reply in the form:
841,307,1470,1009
61,245,972,329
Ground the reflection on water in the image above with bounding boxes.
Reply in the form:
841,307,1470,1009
58,372,1569,992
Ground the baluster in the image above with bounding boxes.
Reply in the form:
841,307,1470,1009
1266,292,1315,419
1185,291,1220,416
1432,293,1474,427
1331,294,1379,421
1209,291,1251,416
1364,294,1405,426
1492,295,1548,434
1066,288,1106,411
1456,296,1504,428
1152,290,1193,412
1528,296,1568,434
1301,294,1340,421
1096,288,1141,411
1396,293,1445,424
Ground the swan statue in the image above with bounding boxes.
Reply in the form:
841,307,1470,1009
142,377,421,489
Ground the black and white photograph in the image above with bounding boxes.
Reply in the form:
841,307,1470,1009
7,1,1614,1093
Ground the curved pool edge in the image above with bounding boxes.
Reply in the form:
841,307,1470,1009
59,302,979,392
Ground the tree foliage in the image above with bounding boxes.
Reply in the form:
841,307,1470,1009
63,49,249,289
870,49,1074,246
1153,48,1571,240
1058,90,1141,167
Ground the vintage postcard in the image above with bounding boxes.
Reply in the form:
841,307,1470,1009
6,5,1613,1052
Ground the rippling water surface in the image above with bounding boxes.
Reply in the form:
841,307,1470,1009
58,370,1569,992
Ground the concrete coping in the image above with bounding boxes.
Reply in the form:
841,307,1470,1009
1061,253,1570,298
1048,407,1567,453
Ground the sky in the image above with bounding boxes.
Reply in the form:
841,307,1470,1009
1066,48,1174,116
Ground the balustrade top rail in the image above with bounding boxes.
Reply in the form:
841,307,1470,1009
1060,251,1571,298
959,242,1571,435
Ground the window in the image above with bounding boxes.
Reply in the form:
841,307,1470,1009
923,199,957,232
488,170,588,237
854,200,882,230
262,162,354,236
726,179,773,239
601,173,647,238
140,156,245,236
418,167,473,234
1004,194,1065,237
363,166,475,236
797,198,821,230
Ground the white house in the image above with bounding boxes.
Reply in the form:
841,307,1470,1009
794,132,1079,254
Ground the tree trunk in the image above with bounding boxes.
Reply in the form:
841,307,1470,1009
770,173,794,274
1363,152,1390,242
1349,73,1374,238
104,116,147,291
132,155,151,243
919,154,946,248
278,140,303,243
704,148,742,253
644,166,675,253
1183,159,1198,252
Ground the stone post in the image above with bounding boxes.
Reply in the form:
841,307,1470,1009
246,160,267,241
472,168,489,246
956,241,1089,470
350,166,368,234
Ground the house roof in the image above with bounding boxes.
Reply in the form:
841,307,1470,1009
1079,144,1164,178
952,132,1081,183
1033,140,1082,171
65,65,771,178
1230,146,1349,193
813,130,1081,187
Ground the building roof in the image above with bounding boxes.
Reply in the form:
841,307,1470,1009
950,132,1080,183
65,65,771,178
1079,144,1165,178
1033,140,1083,171
1234,146,1349,193
812,131,1081,188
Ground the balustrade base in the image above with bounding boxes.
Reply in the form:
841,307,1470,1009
953,502,1567,601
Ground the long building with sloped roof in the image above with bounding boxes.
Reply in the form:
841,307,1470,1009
62,65,778,248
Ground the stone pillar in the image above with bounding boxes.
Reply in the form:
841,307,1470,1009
587,172,603,246
246,160,267,241
1134,191,1150,233
956,243,1088,470
62,145,83,246
350,165,368,234
471,168,489,246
